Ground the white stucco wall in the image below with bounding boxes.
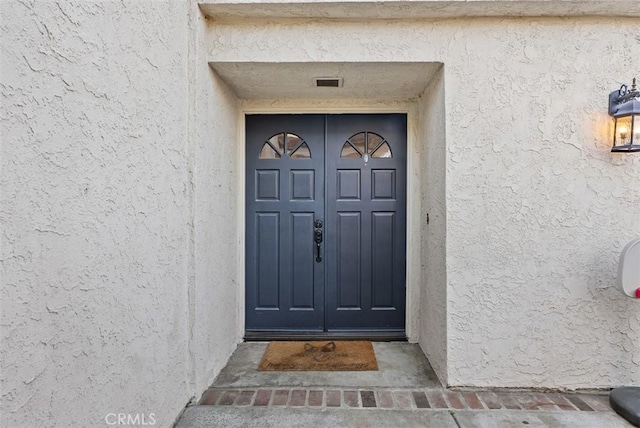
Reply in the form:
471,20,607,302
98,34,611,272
438,20,640,389
1,2,243,427
190,10,242,394
208,16,640,388
418,69,448,384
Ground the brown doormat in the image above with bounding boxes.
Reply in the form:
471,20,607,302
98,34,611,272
258,341,378,371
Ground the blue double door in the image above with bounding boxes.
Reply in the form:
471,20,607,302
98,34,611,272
245,114,406,336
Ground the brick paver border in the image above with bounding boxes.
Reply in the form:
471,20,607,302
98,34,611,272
198,388,612,412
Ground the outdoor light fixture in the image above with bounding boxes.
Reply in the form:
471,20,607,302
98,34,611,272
609,77,640,153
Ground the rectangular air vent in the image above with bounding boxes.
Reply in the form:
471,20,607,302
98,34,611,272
314,77,343,88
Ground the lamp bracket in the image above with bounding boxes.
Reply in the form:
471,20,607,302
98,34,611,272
618,78,639,102
610,77,639,116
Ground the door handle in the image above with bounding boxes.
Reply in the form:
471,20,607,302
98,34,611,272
314,223,323,262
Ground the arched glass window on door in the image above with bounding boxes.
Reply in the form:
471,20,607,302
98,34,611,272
340,132,392,159
259,132,311,159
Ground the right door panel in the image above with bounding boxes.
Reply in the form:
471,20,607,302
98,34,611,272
325,114,407,331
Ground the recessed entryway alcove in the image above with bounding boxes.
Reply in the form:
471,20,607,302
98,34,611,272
205,60,448,383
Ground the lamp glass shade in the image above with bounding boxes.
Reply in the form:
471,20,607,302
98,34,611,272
615,116,633,147
612,114,640,152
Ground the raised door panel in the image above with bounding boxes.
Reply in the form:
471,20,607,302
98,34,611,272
255,212,280,309
290,212,315,309
371,212,395,309
336,212,362,309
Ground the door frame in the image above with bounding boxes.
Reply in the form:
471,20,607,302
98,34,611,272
236,100,420,342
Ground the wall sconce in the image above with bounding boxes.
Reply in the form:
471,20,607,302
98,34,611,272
609,77,640,153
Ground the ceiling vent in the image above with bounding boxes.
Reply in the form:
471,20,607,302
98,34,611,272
314,77,343,88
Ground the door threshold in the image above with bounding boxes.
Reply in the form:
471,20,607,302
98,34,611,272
244,331,407,342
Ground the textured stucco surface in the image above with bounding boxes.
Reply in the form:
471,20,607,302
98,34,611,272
1,2,240,427
190,11,242,395
208,17,640,388
1,1,191,426
418,69,448,384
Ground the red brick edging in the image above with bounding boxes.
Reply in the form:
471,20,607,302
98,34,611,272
198,388,612,412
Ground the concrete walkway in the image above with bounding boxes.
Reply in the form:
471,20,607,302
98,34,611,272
175,342,632,427
176,407,631,428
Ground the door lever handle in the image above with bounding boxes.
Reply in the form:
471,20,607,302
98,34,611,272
314,228,323,262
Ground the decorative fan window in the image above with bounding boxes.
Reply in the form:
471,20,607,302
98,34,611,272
259,133,311,159
340,132,392,159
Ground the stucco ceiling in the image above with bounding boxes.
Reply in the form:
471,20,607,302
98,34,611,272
209,62,442,100
199,0,640,20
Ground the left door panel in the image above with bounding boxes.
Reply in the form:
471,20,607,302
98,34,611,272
245,115,326,332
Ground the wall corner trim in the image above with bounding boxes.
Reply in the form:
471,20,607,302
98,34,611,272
199,1,640,21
